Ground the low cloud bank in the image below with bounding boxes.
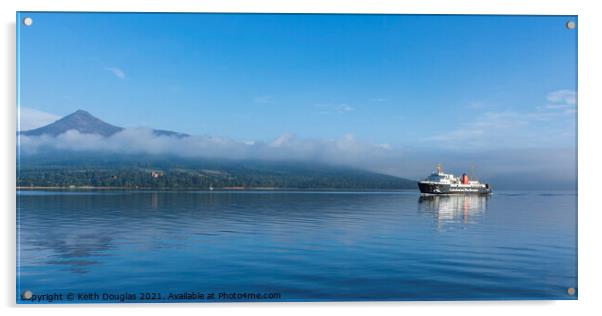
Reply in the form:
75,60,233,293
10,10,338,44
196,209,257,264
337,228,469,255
19,128,395,166
18,128,576,189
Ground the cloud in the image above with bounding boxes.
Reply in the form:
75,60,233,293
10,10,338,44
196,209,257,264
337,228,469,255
425,111,529,148
18,129,393,167
269,133,295,147
537,89,577,113
426,90,577,149
105,67,126,80
18,107,60,131
335,104,354,113
315,103,355,114
546,89,576,105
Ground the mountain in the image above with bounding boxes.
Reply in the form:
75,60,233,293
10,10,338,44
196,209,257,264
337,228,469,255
17,110,416,190
20,109,188,138
21,110,122,137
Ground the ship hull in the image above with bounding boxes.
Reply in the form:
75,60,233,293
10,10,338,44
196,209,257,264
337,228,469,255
417,182,491,195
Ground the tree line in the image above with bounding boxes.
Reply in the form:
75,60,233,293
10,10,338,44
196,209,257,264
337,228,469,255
17,167,415,190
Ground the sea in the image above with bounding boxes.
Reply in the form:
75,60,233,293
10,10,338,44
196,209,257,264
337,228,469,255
16,190,577,303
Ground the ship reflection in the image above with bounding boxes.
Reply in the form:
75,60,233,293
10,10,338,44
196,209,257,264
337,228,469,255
418,195,489,226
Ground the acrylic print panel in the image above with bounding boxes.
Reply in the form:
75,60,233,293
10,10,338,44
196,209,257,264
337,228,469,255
16,12,577,303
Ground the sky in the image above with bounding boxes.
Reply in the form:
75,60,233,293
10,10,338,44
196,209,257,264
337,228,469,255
17,13,577,188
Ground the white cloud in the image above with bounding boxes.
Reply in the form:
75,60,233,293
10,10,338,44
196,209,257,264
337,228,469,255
546,89,576,105
315,103,355,114
105,67,126,80
537,103,573,110
18,129,393,168
536,89,577,115
335,104,354,113
269,133,295,147
425,111,529,147
18,107,60,131
426,90,577,149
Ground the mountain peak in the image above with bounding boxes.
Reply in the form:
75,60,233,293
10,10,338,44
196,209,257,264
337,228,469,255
20,109,190,138
72,109,92,116
64,109,102,122
21,110,124,137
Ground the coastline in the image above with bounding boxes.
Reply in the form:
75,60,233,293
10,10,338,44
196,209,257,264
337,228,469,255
16,186,416,192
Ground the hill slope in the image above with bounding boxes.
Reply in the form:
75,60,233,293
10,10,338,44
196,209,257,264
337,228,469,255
18,154,416,190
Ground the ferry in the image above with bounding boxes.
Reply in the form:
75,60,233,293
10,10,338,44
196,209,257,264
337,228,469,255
418,164,491,195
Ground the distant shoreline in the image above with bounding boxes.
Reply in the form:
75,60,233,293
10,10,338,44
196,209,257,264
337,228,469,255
16,186,415,192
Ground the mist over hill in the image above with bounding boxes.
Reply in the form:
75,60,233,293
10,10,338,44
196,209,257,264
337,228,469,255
17,111,416,189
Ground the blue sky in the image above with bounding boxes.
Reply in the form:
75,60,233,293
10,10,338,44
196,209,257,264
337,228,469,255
17,13,577,187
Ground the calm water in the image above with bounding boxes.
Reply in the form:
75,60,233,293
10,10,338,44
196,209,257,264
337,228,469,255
16,190,577,302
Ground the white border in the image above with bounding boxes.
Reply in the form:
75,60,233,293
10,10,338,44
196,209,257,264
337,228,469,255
2,1,601,315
